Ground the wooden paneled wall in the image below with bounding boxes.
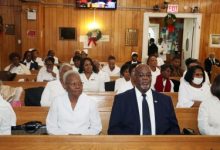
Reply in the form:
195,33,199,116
1,0,220,69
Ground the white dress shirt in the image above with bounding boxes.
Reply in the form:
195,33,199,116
40,80,66,107
157,57,165,67
198,95,220,135
37,66,59,82
98,70,110,82
46,93,102,135
53,56,59,64
135,88,156,135
102,64,120,77
177,81,212,108
114,77,130,92
80,72,105,92
4,63,31,75
150,67,161,90
0,95,16,135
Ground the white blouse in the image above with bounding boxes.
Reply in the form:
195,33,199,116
0,95,16,135
37,66,59,82
114,77,130,92
4,63,31,75
40,80,66,107
102,64,120,77
198,95,220,135
177,81,212,108
116,80,133,94
80,72,105,92
46,93,102,135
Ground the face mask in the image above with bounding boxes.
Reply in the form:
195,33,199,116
192,77,203,85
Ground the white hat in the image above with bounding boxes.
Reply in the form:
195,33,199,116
82,49,88,54
131,52,138,56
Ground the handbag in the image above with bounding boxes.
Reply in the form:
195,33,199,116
11,121,47,135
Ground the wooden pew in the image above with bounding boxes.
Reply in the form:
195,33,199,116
170,76,181,81
0,135,220,150
2,81,47,89
13,74,37,82
14,107,199,135
110,76,120,81
162,92,178,107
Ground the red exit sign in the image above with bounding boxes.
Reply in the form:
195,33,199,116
167,4,179,13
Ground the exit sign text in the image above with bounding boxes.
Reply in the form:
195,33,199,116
167,4,179,13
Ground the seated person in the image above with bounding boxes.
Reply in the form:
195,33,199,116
47,49,59,64
114,63,131,92
4,52,31,75
157,38,168,62
170,56,184,77
204,52,220,79
70,50,81,65
147,55,160,90
116,64,137,94
46,70,102,135
71,55,81,72
37,57,59,82
0,81,23,106
93,59,110,82
79,58,105,92
40,63,72,107
0,95,16,135
125,52,141,65
22,50,39,70
177,65,212,108
31,48,44,67
182,58,210,85
102,55,120,77
108,64,180,135
198,74,220,135
154,64,174,92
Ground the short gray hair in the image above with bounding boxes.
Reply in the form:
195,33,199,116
63,70,80,84
59,63,72,73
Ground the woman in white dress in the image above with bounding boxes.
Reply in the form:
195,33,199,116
198,74,220,135
177,65,212,108
79,58,105,92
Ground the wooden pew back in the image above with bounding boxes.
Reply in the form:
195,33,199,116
13,74,37,82
14,107,199,135
1,135,220,150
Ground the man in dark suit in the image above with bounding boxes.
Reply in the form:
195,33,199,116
108,64,180,135
204,52,220,79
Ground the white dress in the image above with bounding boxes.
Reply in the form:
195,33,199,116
116,80,133,94
102,64,120,77
37,66,59,82
98,70,110,82
177,81,212,108
46,93,102,135
198,95,220,135
4,63,31,75
80,72,105,92
114,77,130,92
40,80,66,107
0,95,16,135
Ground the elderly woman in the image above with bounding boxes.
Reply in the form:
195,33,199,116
0,95,16,135
177,65,212,108
46,70,102,135
79,57,105,92
198,74,220,135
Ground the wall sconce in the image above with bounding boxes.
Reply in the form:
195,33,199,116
87,9,100,30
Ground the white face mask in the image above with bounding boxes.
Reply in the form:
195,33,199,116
192,77,203,85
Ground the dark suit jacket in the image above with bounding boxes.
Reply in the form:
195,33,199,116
125,60,141,65
22,61,39,70
108,88,180,135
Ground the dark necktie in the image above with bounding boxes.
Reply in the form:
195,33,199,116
142,94,152,135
